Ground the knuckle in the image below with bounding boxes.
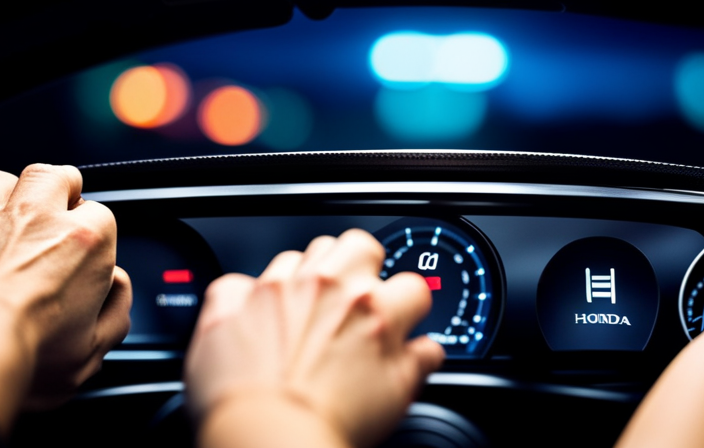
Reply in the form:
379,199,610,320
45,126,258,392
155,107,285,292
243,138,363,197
340,228,384,258
309,234,335,246
365,308,389,339
270,249,303,267
301,268,339,292
66,209,116,249
348,289,373,311
68,221,110,249
200,273,254,325
21,163,54,177
254,277,286,295
205,273,253,300
20,163,82,197
21,164,74,187
9,197,39,217
272,249,296,260
304,234,335,253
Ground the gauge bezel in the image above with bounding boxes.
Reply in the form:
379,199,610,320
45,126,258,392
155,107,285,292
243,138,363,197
679,247,704,340
374,215,506,359
114,216,223,351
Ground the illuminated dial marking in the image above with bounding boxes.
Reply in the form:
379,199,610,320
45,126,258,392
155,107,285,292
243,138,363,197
684,277,704,335
394,247,408,259
405,227,413,247
431,227,442,246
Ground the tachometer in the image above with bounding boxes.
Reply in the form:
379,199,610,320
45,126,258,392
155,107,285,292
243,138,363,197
374,217,504,358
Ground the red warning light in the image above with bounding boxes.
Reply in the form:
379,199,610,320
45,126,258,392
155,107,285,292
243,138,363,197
425,276,441,291
163,269,194,284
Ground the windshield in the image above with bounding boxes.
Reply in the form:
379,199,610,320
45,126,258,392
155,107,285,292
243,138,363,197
2,6,704,173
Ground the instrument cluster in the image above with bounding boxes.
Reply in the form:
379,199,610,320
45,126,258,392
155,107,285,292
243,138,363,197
112,213,704,365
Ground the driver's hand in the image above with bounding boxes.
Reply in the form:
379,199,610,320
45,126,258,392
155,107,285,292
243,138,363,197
0,164,132,424
185,229,445,448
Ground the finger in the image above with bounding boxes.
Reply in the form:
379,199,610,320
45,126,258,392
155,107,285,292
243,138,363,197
196,273,256,334
96,266,133,351
297,235,336,273
278,236,336,350
373,271,432,341
406,335,445,379
296,230,385,349
314,229,385,279
0,171,18,208
6,164,83,212
258,250,303,283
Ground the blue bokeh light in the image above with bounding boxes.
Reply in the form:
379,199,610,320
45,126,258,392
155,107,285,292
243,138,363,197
374,85,486,141
370,32,437,86
370,32,509,90
675,53,704,133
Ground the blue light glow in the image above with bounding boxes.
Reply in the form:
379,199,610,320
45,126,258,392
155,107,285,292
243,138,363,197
258,88,314,150
374,85,486,141
370,32,509,90
675,53,704,133
497,50,675,123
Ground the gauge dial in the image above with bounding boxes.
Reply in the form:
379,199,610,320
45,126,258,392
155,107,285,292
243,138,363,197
680,248,704,340
374,217,504,358
117,218,222,348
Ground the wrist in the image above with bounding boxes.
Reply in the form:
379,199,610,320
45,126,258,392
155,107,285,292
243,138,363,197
197,387,352,448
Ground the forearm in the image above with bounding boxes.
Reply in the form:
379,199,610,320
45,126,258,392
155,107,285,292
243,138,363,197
0,313,34,439
198,390,352,448
616,334,704,448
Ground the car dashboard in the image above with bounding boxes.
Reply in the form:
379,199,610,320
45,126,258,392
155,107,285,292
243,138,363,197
11,150,704,448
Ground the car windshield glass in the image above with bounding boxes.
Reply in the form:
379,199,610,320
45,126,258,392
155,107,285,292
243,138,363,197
2,6,704,172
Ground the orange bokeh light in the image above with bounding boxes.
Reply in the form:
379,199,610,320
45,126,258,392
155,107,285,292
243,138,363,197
197,85,262,146
110,64,190,128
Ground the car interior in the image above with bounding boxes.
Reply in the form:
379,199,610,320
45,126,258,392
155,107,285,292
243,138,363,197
3,2,704,447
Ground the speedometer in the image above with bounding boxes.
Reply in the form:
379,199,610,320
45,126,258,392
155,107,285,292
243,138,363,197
374,217,504,358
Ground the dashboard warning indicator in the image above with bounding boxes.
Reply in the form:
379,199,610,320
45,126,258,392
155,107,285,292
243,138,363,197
425,276,442,291
162,269,194,284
